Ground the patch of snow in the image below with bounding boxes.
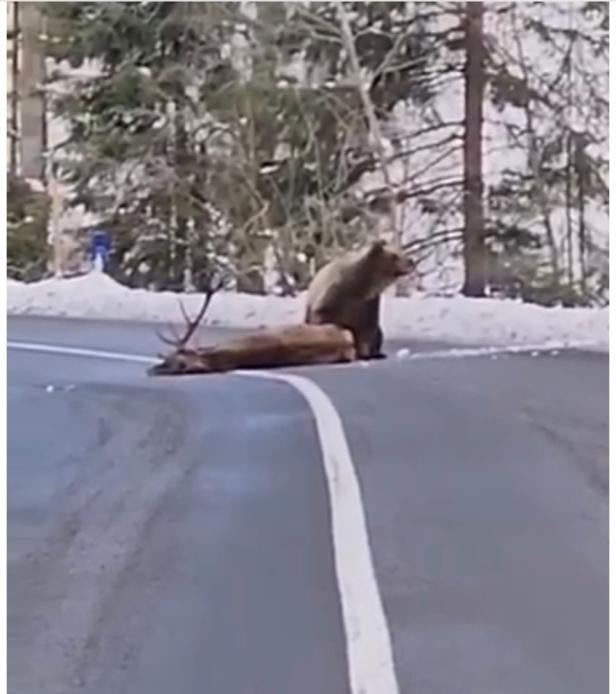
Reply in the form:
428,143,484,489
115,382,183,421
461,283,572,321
6,272,609,353
23,178,46,193
380,294,608,353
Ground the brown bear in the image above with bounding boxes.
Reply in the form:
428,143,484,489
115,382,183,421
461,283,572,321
149,323,356,376
304,240,412,359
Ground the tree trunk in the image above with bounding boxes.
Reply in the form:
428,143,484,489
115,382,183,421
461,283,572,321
565,132,574,288
9,2,19,176
174,101,188,290
462,1,486,297
575,135,587,295
19,1,46,180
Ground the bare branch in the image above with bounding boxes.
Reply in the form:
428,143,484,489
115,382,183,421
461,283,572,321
403,228,464,254
336,1,399,245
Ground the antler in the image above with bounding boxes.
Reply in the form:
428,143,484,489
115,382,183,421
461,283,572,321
156,275,226,352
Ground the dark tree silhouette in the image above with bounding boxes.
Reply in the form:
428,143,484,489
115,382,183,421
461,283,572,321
462,1,486,297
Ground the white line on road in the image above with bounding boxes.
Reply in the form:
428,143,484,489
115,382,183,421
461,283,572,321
8,338,598,368
239,370,400,694
7,341,155,364
399,339,597,361
7,340,401,694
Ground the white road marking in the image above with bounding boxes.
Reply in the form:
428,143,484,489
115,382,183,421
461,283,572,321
396,339,596,361
7,341,155,364
239,370,400,694
8,338,596,368
7,340,401,694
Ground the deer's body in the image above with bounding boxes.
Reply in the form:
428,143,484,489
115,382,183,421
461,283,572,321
149,323,356,376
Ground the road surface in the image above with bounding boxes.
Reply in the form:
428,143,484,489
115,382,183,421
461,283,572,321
8,316,608,694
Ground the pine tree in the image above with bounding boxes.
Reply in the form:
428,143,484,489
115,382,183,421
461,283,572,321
7,175,50,281
483,1,608,305
41,2,607,303
44,1,443,293
44,2,242,290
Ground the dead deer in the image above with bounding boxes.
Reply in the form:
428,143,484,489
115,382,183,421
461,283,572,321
148,283,357,376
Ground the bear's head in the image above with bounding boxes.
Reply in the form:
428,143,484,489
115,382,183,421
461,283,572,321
363,240,414,294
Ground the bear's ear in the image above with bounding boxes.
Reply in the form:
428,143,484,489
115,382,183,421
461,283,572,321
368,239,386,256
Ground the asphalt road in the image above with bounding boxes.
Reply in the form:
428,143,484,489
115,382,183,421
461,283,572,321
8,316,608,694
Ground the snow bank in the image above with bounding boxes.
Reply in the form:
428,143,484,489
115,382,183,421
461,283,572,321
7,271,608,351
381,294,608,352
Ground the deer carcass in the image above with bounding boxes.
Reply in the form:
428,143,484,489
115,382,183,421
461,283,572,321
148,286,357,376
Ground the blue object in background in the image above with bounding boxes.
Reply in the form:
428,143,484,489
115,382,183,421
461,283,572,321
89,228,111,269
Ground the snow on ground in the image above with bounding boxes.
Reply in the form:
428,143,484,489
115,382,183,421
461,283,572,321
7,271,608,352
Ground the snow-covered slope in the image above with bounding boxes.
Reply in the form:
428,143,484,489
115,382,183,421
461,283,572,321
7,271,608,352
